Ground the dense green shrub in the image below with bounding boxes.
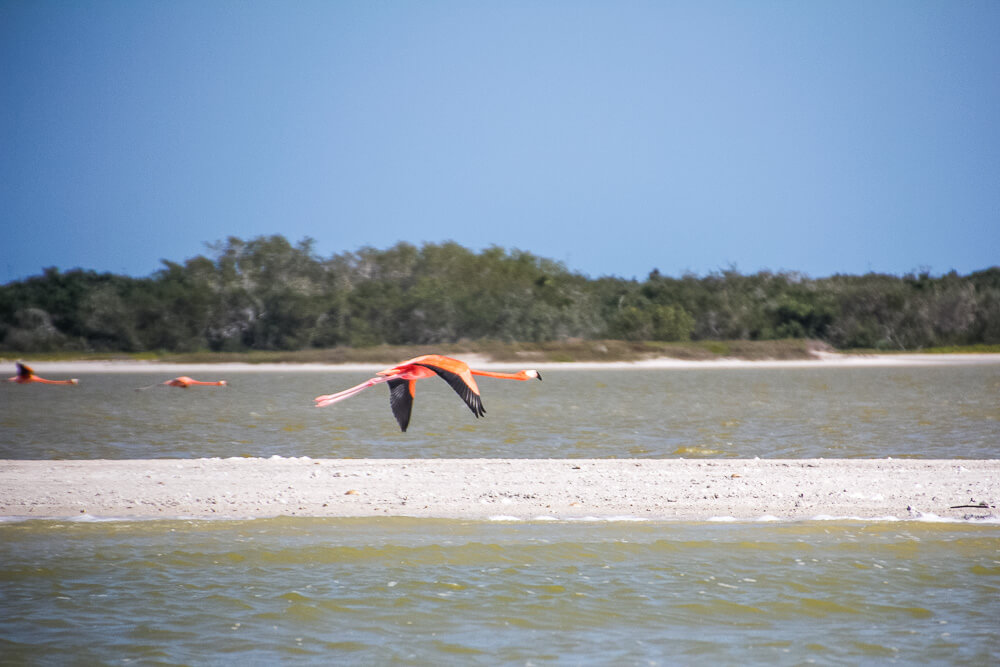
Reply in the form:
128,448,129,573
1,236,996,352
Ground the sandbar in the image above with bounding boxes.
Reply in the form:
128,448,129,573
3,352,999,375
1,458,997,522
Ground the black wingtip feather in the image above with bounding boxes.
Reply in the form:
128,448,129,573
387,379,413,432
420,364,487,420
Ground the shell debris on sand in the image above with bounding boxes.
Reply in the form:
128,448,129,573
1,458,997,522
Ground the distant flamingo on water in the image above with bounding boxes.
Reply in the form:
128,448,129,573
6,361,78,385
163,376,227,388
314,354,541,431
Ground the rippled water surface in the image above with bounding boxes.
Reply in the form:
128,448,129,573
1,518,998,665
1,364,998,459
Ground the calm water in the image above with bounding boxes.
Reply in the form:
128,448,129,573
1,364,998,459
2,364,999,664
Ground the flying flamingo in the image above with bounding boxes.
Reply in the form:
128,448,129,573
162,376,228,388
314,354,541,431
6,362,78,385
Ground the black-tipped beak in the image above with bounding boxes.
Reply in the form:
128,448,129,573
536,372,543,381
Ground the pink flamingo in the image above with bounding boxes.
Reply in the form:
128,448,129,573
315,354,541,431
6,362,78,385
163,376,228,388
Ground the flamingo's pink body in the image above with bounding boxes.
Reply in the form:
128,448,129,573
163,376,227,388
314,354,541,431
6,362,78,385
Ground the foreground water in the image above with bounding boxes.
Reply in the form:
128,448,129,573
2,364,998,459
1,518,998,665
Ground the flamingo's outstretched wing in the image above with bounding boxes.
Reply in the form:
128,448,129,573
417,362,486,419
387,379,414,432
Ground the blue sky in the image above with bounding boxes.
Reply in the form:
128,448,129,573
2,1,998,283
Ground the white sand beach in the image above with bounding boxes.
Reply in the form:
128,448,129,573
1,458,997,522
5,351,1000,375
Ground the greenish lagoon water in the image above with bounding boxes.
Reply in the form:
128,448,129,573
2,518,998,665
1,364,998,663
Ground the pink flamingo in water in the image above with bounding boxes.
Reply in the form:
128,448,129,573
162,376,228,388
6,362,78,385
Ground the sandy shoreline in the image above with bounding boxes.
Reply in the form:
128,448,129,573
2,458,997,522
3,352,1000,374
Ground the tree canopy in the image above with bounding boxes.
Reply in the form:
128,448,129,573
2,236,997,353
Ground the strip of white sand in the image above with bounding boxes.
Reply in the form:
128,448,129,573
4,353,999,374
2,458,997,522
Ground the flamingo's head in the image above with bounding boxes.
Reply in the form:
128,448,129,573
524,369,542,381
70,378,79,385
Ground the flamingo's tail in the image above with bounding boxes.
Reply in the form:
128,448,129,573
314,376,388,408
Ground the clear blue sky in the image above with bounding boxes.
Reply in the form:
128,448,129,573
2,1,998,283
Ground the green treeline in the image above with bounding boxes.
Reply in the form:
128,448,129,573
1,235,998,353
